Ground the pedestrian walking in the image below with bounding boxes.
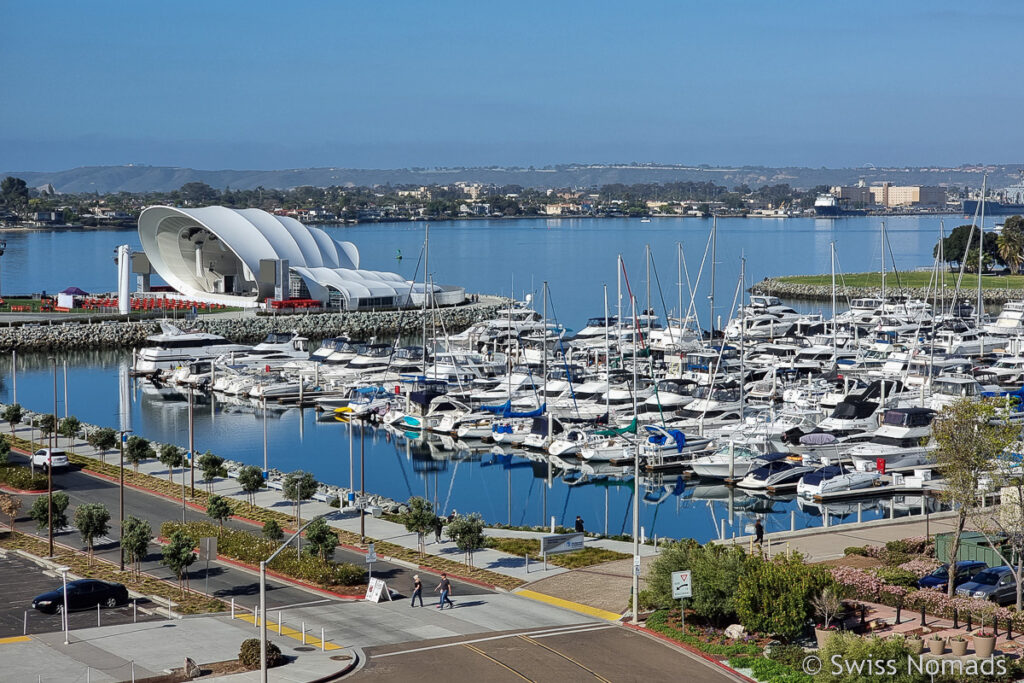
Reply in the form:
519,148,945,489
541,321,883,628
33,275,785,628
754,519,764,545
447,509,457,524
434,572,455,609
433,515,444,544
574,515,584,533
410,574,423,607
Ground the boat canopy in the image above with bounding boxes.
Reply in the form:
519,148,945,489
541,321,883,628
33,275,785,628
596,417,638,437
644,425,687,452
799,432,837,445
481,400,546,418
831,400,878,420
800,466,843,486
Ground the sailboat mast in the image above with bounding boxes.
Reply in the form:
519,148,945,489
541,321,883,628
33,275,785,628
978,174,987,327
617,254,623,332
939,221,945,315
739,258,746,418
677,242,683,327
710,215,717,335
604,284,611,420
542,281,548,408
880,221,886,302
831,241,837,360
645,244,652,336
422,224,429,377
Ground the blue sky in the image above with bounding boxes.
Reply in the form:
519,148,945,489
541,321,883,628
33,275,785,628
3,1,1023,171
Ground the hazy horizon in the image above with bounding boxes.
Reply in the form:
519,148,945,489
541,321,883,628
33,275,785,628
3,1,1023,172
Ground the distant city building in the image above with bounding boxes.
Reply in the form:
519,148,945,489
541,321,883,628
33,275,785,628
869,182,946,207
830,182,873,206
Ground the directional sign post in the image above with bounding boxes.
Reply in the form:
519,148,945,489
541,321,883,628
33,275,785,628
366,542,377,581
671,570,692,629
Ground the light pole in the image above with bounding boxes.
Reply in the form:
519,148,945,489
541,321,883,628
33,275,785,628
11,349,16,405
118,429,133,571
0,239,6,300
48,357,57,557
262,394,268,475
360,419,365,544
56,565,70,644
188,387,195,496
63,359,68,418
260,514,326,682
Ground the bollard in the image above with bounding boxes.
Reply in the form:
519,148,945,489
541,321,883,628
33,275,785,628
720,519,726,540
302,622,307,644
167,597,172,620
766,539,771,559
1008,618,1013,641
525,554,529,573
920,606,926,627
131,660,135,682
790,510,795,532
98,603,101,627
321,627,326,652
23,610,27,635
953,608,959,629
786,542,791,559
231,598,235,619
823,510,829,528
967,613,973,632
895,605,901,625
920,498,926,516
87,667,90,683
993,616,999,639
254,606,259,628
133,600,137,623
278,611,283,635
857,503,862,524
890,503,895,520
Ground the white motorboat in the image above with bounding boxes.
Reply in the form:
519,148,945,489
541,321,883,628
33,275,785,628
134,322,250,374
737,454,814,490
796,464,881,498
847,407,935,471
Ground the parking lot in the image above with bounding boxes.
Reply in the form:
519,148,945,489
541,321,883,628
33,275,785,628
0,553,160,637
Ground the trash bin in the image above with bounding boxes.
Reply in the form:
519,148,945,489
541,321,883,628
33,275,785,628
876,458,886,475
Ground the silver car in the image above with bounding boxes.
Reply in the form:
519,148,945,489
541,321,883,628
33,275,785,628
956,566,1017,605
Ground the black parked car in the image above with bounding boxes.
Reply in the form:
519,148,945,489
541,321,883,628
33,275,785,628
32,579,129,614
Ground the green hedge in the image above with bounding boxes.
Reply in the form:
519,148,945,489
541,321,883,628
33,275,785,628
728,656,813,683
161,521,364,587
645,609,760,657
0,465,48,491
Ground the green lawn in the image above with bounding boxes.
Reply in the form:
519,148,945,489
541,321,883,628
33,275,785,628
774,272,1024,290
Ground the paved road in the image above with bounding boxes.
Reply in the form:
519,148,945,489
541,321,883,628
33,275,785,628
0,553,160,637
354,622,741,682
6,452,488,611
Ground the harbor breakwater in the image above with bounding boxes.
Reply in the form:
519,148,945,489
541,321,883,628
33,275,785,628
751,277,1023,305
0,296,509,351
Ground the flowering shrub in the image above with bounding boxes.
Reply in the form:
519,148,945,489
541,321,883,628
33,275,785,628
897,558,940,576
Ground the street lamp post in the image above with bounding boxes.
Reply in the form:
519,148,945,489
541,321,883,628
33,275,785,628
262,395,268,475
188,387,195,496
48,357,57,557
56,565,70,645
261,515,326,682
360,419,365,544
11,349,16,405
118,428,133,571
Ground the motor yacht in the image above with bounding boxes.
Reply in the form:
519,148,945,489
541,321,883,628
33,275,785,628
134,322,250,374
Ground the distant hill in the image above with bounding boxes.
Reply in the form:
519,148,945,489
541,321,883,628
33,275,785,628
3,163,1021,194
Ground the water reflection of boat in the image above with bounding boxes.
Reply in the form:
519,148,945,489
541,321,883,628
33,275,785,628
796,495,879,519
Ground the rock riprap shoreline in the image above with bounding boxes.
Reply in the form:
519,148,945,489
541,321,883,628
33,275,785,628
0,297,508,351
752,277,1023,305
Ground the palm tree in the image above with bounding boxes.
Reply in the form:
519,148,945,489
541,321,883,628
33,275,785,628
998,227,1024,274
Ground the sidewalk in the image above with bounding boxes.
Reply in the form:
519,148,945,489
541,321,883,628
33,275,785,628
13,420,654,586
0,615,356,683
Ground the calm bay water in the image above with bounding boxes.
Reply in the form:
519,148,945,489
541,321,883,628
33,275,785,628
0,215,959,541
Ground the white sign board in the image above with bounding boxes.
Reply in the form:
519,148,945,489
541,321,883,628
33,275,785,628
671,570,692,599
364,577,392,603
541,533,585,556
366,542,377,564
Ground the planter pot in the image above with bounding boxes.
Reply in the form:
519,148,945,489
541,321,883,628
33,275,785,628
973,635,996,658
907,638,925,655
950,639,968,657
815,628,837,649
927,638,946,656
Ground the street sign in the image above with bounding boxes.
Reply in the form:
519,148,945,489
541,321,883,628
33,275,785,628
671,570,692,599
541,533,585,556
198,537,217,561
366,543,377,564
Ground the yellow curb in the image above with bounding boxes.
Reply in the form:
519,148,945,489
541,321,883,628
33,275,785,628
516,589,621,622
234,614,342,650
0,636,31,645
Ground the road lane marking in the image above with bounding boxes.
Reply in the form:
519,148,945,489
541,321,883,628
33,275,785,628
515,590,622,622
234,614,342,650
518,634,612,682
463,643,534,682
0,636,31,645
529,625,615,638
374,623,606,658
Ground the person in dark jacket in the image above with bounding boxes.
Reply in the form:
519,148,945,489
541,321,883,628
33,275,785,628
433,516,444,544
575,516,584,533
754,519,764,545
410,574,423,607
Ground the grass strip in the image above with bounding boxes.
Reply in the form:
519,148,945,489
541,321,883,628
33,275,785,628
484,536,630,569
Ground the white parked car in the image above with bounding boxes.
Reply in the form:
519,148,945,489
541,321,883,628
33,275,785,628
32,449,69,470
